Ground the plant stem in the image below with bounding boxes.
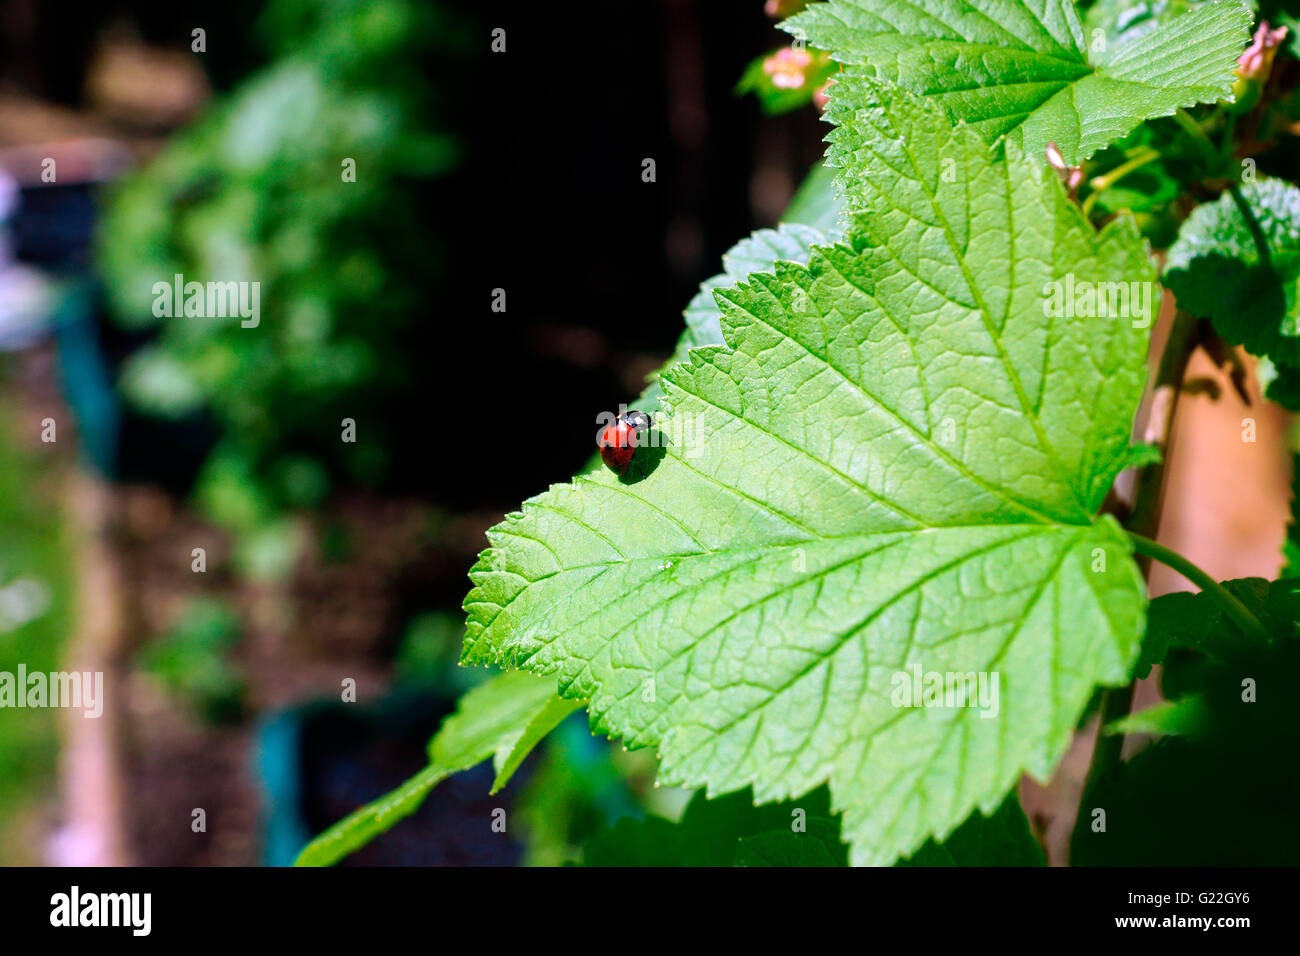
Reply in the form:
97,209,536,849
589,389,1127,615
1228,183,1272,269
1080,148,1160,217
1125,532,1272,644
1221,112,1237,162
1126,308,1199,547
1173,107,1217,164
1080,683,1134,791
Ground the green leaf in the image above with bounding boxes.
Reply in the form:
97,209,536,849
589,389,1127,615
783,0,1252,164
897,792,1045,865
734,817,848,866
1256,356,1300,413
1103,695,1208,736
736,47,838,116
683,224,830,351
1134,575,1294,677
490,692,584,793
637,223,832,413
585,787,1039,866
294,670,575,866
584,787,836,866
464,84,1153,866
636,161,847,415
1118,442,1162,471
783,159,849,234
1164,180,1300,365
1083,0,1215,53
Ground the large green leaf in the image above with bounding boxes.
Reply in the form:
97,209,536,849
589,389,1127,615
294,670,578,866
463,82,1153,866
1164,179,1300,365
783,0,1251,164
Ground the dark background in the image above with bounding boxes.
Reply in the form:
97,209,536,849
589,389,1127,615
0,0,831,866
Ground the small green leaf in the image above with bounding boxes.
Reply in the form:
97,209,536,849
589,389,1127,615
1134,575,1293,677
638,222,832,413
636,161,847,415
294,763,446,868
784,0,1252,164
1104,695,1208,736
1256,355,1300,412
897,793,1045,866
736,47,838,116
584,788,836,867
1118,442,1163,471
294,670,573,866
491,693,584,793
1164,180,1300,365
734,817,848,866
585,788,1039,866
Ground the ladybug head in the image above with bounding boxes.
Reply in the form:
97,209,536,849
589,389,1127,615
622,409,652,432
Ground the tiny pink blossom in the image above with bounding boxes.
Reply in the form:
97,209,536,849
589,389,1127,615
763,47,813,89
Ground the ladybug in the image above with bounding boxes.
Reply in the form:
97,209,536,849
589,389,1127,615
598,409,652,474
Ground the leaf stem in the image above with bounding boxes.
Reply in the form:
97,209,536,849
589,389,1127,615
1126,308,1198,543
1173,108,1216,159
1125,531,1271,643
1080,148,1160,217
1220,112,1237,162
1081,683,1133,789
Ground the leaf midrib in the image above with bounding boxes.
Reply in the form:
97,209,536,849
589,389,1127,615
720,262,1064,525
660,525,1078,777
893,105,1086,514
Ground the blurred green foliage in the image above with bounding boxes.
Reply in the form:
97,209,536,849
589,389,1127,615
0,413,74,862
97,0,465,547
139,596,247,724
736,46,836,115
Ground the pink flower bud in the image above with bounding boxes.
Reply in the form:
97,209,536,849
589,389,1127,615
1237,21,1287,82
765,0,808,18
1045,143,1084,194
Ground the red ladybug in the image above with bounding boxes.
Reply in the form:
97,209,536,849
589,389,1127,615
598,409,652,474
